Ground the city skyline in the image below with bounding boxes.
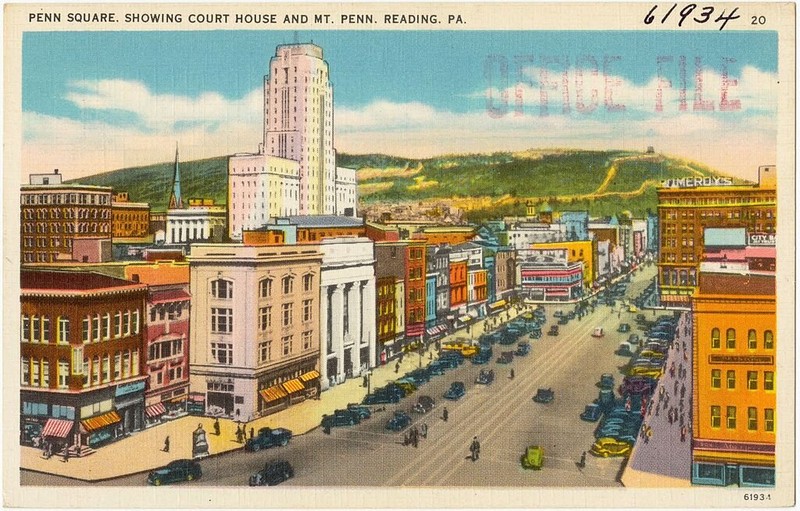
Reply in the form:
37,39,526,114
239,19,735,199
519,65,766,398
22,30,778,181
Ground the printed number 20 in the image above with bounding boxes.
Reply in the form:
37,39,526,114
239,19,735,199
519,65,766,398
751,15,766,24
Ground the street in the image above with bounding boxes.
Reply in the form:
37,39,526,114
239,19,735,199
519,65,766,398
22,266,657,488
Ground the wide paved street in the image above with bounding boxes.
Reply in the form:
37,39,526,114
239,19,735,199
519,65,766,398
22,266,657,488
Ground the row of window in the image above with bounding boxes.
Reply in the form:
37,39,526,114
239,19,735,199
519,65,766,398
710,328,774,350
23,208,111,220
211,275,315,300
21,313,139,344
149,302,187,323
709,406,775,432
209,331,314,366
20,349,140,389
710,370,774,391
22,193,110,205
22,222,110,234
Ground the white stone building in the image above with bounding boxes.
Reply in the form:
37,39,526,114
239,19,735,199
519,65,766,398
166,200,226,244
318,237,376,390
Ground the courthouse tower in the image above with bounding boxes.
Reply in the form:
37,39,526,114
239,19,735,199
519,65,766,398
262,43,335,216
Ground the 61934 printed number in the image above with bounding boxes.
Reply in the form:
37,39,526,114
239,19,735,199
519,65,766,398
743,494,771,501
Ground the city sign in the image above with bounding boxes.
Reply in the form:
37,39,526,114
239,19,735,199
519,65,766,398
660,176,733,188
748,233,776,246
708,355,774,365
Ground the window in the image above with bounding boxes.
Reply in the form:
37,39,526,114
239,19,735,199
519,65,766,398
32,315,41,342
302,330,312,350
748,407,757,431
282,335,292,356
31,359,41,386
42,317,50,343
133,310,140,334
303,274,314,292
114,312,122,337
764,409,774,432
92,355,100,384
726,328,736,349
282,276,294,294
711,328,720,349
259,307,271,331
764,330,774,349
259,278,273,298
58,359,69,389
303,299,313,322
21,357,29,385
92,314,101,341
726,406,736,429
211,279,233,299
764,371,774,391
102,313,110,339
211,343,233,365
114,352,121,379
122,351,130,377
82,357,89,387
21,315,30,342
726,370,736,389
259,341,272,363
211,308,233,333
747,371,758,390
102,355,110,382
711,369,721,389
57,317,69,344
748,329,757,350
281,303,293,327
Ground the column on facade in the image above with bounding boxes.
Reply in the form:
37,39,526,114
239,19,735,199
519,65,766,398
331,284,345,381
349,281,362,374
362,278,377,369
318,285,329,390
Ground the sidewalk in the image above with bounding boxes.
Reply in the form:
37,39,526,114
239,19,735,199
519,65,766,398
622,311,693,487
21,305,527,481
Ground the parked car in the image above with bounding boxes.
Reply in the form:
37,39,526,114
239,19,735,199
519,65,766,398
617,323,631,333
616,342,635,357
627,334,641,346
346,403,373,420
385,411,412,431
475,368,495,385
147,459,202,486
412,395,436,414
520,445,544,470
599,373,615,389
557,316,570,325
321,410,360,428
249,460,294,486
244,427,292,452
548,325,559,336
438,351,465,365
591,327,605,338
529,329,542,340
553,310,564,318
426,361,450,375
580,403,603,422
444,381,466,400
471,352,491,365
405,368,432,384
619,376,657,396
394,381,417,395
516,342,531,356
362,390,400,405
533,388,555,403
496,351,514,364
590,437,632,458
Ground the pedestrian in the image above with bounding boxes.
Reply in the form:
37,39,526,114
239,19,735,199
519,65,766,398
681,383,686,399
323,424,331,435
214,417,221,436
578,451,587,469
510,368,515,380
363,375,368,387
469,436,480,461
421,423,428,439
250,427,255,440
674,380,679,394
412,427,419,448
680,425,687,442
62,448,69,463
163,435,170,452
395,362,400,374
442,407,449,422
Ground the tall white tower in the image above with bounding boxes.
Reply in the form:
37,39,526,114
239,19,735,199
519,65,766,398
263,43,335,215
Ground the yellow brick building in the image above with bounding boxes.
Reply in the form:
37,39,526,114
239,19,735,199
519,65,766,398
531,239,596,289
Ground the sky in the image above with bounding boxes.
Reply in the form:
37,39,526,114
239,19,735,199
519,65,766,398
22,30,779,181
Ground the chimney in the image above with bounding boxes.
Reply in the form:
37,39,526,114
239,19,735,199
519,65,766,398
54,169,59,174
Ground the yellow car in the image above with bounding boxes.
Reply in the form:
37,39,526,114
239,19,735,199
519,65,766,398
628,305,639,313
639,350,665,360
629,366,663,379
590,437,632,458
442,342,478,358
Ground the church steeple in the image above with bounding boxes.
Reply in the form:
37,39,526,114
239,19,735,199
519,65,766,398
168,143,183,209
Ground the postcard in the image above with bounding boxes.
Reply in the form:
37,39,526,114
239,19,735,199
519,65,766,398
3,2,795,508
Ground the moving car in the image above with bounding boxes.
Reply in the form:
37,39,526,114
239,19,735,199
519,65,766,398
438,351,465,365
591,327,605,338
520,445,544,470
553,310,564,318
590,437,632,458
548,325,559,336
385,411,412,431
412,395,436,414
244,427,292,452
533,388,555,403
362,390,400,405
516,342,531,356
599,373,615,389
471,351,491,365
557,316,570,325
346,403,373,420
617,323,631,333
496,351,514,364
147,459,202,486
249,460,294,486
443,381,466,400
475,368,495,385
615,342,635,357
580,403,603,422
321,410,361,428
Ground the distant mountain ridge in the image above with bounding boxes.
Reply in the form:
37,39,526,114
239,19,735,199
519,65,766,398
68,150,730,217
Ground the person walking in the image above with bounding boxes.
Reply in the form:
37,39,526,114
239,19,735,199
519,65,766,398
395,362,400,374
412,427,419,448
578,451,587,469
62,448,69,463
509,368,515,380
163,435,170,452
214,417,221,436
469,437,480,462
421,423,428,439
250,427,255,440
442,407,449,422
680,425,687,442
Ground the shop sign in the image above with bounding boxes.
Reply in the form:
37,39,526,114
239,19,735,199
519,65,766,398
115,380,146,397
661,176,733,188
748,233,776,246
708,355,773,365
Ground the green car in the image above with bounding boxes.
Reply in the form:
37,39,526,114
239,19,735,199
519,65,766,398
521,445,544,470
147,459,202,485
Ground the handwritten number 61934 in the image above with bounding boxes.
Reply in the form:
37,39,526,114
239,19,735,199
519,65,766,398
644,4,742,30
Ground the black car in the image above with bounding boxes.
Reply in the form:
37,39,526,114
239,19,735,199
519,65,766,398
249,460,294,486
244,427,293,452
321,410,360,428
533,388,555,403
346,403,373,420
147,459,202,486
548,325,559,336
496,351,514,364
386,410,413,431
444,381,466,400
412,395,436,413
362,391,400,405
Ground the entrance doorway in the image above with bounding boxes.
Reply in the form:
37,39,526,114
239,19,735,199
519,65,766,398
207,392,234,416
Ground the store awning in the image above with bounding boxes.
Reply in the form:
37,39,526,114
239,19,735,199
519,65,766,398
145,402,167,418
259,385,288,403
42,418,74,438
426,325,447,337
81,411,121,432
150,289,191,305
299,370,320,382
282,379,305,394
488,299,507,310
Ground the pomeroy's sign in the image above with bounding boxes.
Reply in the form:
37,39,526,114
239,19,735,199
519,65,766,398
660,176,733,188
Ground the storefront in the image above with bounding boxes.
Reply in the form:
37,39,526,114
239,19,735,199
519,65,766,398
80,410,123,449
114,380,145,433
692,440,775,487
299,370,320,399
144,402,167,428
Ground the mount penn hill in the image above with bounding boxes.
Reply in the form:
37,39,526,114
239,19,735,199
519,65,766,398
67,150,730,218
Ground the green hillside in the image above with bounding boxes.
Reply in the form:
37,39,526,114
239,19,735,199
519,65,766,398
69,149,731,219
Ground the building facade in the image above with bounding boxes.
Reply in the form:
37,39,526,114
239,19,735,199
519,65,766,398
166,199,226,245
375,276,398,365
21,170,113,264
21,270,147,455
517,248,584,301
188,244,322,420
111,192,150,239
317,237,376,389
426,245,451,340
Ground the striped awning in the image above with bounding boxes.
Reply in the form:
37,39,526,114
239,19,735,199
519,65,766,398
80,411,121,432
282,379,305,394
145,402,167,418
259,385,288,403
299,370,320,382
426,325,447,337
42,418,74,438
